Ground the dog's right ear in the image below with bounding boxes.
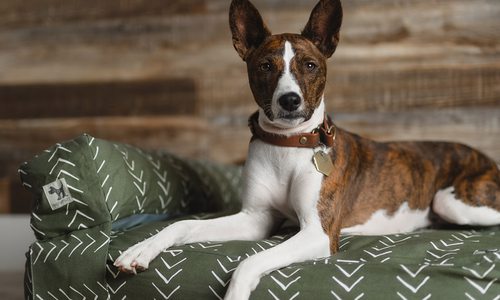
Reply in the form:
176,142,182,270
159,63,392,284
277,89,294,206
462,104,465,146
229,0,271,61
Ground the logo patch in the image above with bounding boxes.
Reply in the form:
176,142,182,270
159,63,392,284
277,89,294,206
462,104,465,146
43,178,74,210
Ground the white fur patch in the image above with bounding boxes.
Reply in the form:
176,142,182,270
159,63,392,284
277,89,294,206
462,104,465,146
341,202,431,235
244,138,325,223
271,41,304,119
258,100,325,136
433,187,500,226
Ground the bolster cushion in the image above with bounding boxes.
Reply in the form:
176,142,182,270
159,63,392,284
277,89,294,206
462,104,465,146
19,134,243,240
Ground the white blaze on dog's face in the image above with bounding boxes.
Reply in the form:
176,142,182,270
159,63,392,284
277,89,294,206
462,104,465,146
246,36,328,129
229,0,342,129
271,41,304,127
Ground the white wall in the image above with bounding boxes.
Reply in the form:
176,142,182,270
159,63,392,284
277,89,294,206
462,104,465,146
0,215,34,271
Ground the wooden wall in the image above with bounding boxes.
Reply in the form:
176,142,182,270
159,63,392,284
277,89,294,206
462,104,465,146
1,0,499,213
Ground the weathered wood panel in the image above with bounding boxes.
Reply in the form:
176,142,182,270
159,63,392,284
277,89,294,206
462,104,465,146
1,0,499,213
1,1,498,115
0,78,198,119
0,0,206,27
336,107,500,161
328,65,500,112
0,178,9,214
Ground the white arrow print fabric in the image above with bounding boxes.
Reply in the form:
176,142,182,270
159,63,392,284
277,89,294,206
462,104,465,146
21,135,500,300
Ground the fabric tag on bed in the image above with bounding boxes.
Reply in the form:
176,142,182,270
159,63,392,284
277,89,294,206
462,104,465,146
43,178,74,210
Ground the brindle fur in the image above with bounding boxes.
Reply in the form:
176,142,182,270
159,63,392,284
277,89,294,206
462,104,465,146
318,128,500,252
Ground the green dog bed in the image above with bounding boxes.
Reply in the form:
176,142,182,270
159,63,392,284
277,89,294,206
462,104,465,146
20,135,500,299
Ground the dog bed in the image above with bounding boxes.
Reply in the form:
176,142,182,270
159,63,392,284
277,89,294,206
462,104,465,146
21,135,500,299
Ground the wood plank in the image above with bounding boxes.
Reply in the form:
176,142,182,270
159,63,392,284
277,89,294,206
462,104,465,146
334,107,500,164
0,0,206,27
326,65,500,112
0,178,9,214
3,0,498,30
0,78,198,119
0,0,498,51
339,0,500,46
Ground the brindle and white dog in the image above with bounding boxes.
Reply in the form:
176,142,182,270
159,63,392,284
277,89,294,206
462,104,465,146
115,1,500,299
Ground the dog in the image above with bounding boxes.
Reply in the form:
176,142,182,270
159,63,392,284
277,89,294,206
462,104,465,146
115,0,500,299
48,185,67,200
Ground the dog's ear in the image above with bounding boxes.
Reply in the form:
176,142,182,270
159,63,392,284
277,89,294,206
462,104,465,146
229,0,271,61
302,0,343,58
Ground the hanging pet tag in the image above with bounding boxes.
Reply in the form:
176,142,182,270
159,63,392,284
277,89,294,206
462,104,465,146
313,150,333,176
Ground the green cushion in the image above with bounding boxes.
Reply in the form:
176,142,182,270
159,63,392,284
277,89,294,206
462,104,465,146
19,134,242,240
103,217,500,299
20,134,242,300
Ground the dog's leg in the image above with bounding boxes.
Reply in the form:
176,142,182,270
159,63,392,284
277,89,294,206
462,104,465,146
114,210,276,273
224,222,329,300
224,169,329,300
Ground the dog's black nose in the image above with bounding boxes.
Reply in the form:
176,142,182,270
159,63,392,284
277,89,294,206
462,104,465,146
278,92,302,112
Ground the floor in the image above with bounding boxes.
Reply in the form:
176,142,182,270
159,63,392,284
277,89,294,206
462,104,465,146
0,272,24,300
0,216,33,299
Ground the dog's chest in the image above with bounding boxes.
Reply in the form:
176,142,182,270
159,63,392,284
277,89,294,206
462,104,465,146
245,140,324,220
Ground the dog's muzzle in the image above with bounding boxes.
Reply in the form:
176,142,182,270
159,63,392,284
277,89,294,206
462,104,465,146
278,92,302,112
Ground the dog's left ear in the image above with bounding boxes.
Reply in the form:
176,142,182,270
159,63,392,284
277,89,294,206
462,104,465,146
302,0,343,58
229,0,271,61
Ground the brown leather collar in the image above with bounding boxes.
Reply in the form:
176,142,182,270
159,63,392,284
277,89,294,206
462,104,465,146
248,111,336,148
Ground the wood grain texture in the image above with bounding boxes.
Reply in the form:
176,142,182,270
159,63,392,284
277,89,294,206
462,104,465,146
1,0,499,213
0,0,206,27
1,1,498,115
0,178,9,214
0,78,198,119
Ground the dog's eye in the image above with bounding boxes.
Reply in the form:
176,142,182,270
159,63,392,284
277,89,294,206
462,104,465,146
260,63,272,72
306,62,317,71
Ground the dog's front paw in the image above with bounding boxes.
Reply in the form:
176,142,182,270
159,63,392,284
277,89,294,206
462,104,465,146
114,237,162,274
224,261,261,300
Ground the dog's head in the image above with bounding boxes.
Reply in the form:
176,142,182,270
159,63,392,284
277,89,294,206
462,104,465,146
230,0,342,130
